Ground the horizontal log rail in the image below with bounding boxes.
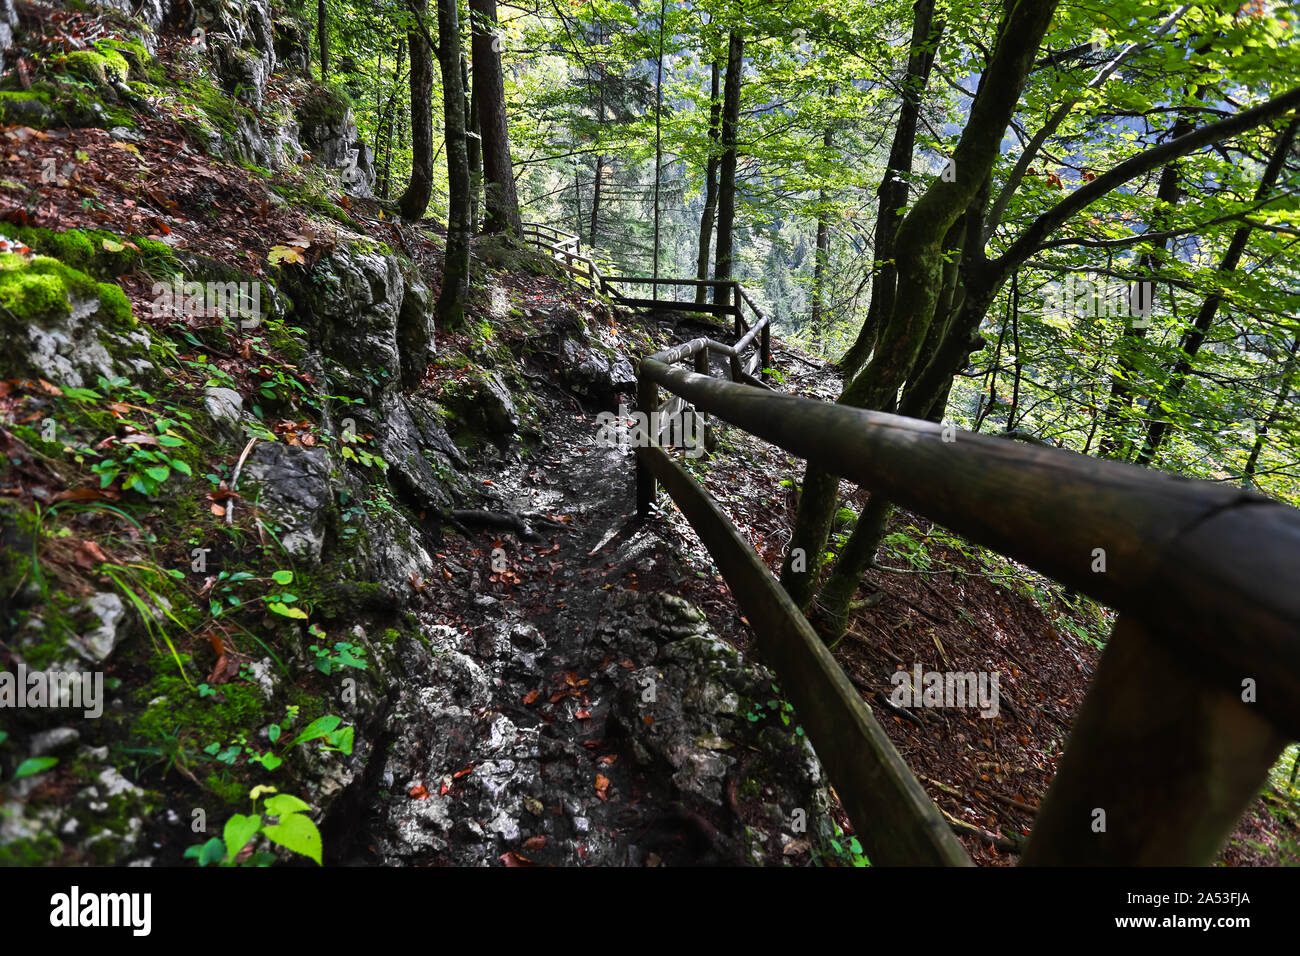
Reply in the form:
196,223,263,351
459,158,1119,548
518,226,771,358
634,341,1300,866
638,442,973,866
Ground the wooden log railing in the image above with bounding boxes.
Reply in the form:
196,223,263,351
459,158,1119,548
519,222,607,293
633,335,1300,866
519,224,773,378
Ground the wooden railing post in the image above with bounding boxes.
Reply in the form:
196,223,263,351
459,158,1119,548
1021,615,1287,865
760,322,771,379
635,372,657,519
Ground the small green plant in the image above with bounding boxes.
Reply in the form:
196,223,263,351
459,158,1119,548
100,561,192,685
184,786,322,866
0,733,60,784
339,430,387,471
744,684,805,736
307,626,368,674
206,568,307,621
810,819,870,868
203,710,353,776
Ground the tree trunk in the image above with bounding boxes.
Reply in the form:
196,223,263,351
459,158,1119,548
436,0,471,330
471,0,521,235
464,54,481,233
1097,111,1193,459
838,0,943,379
590,153,603,246
810,90,835,342
810,204,830,342
1136,116,1299,465
694,59,722,306
783,0,1058,617
713,31,744,310
398,0,434,221
318,0,329,80
1241,338,1299,488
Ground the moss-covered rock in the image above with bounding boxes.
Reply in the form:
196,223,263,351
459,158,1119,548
0,251,151,387
0,89,57,127
63,45,131,85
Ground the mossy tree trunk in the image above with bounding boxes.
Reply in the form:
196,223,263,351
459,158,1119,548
712,31,743,310
783,0,1059,626
471,0,521,236
436,0,471,330
837,0,944,380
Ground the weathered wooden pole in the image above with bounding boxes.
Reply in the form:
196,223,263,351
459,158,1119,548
1022,616,1286,865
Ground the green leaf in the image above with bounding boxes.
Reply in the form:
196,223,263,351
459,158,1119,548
171,459,193,476
267,724,281,744
198,836,226,867
325,726,354,755
262,812,322,865
264,793,312,816
272,570,294,585
0,731,7,746
268,602,308,619
144,465,171,483
289,715,341,749
157,435,186,447
13,756,58,780
223,813,262,862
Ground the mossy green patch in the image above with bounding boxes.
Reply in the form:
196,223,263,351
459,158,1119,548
7,226,176,283
101,36,151,78
64,46,131,86
0,89,57,127
296,85,352,129
0,253,135,330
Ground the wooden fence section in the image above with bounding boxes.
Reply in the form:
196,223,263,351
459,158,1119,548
635,332,1300,866
520,222,608,294
519,225,772,380
638,441,974,865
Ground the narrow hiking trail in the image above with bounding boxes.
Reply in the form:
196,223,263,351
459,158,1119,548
355,299,836,866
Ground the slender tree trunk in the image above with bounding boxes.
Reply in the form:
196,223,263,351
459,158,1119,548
811,197,830,341
1097,112,1194,458
713,31,744,310
380,38,405,200
398,0,434,221
1242,338,1299,487
838,0,943,379
811,88,836,341
589,153,603,246
318,0,329,79
435,0,471,329
471,0,521,234
1137,116,1299,465
652,0,666,291
464,54,481,233
694,58,722,306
